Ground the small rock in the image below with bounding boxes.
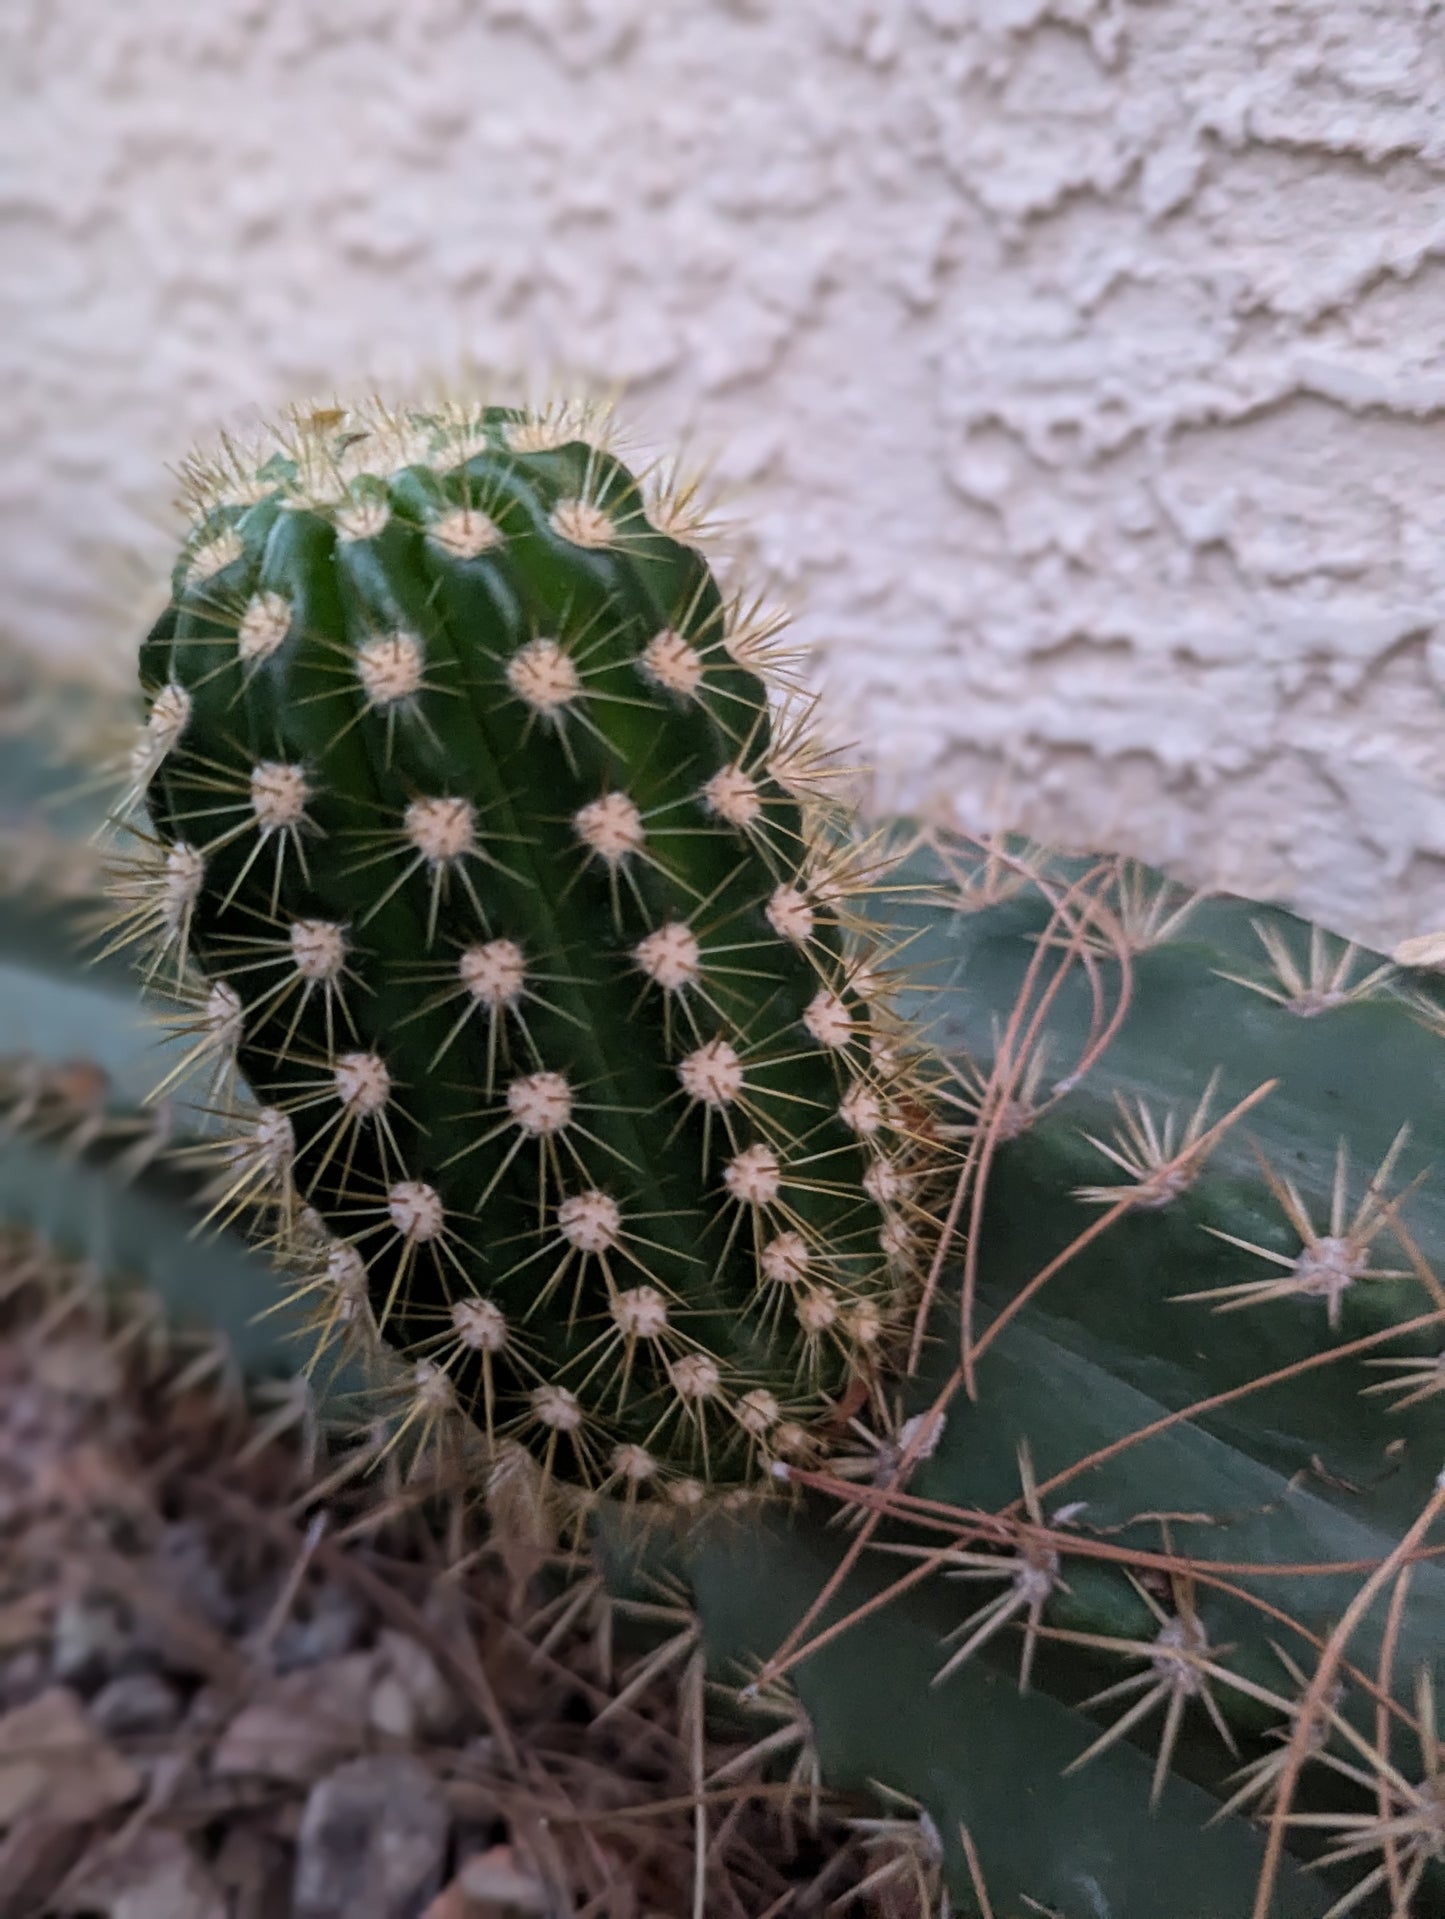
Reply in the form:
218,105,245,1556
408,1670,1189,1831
152,1522,236,1636
369,1628,458,1742
140,1747,196,1806
270,1580,367,1671
293,1754,451,1919
91,1670,183,1737
367,1672,415,1743
182,1683,232,1738
57,1827,226,1919
33,1337,123,1403
51,1590,133,1687
418,1845,552,1919
455,1844,550,1914
211,1652,375,1786
0,1685,141,1827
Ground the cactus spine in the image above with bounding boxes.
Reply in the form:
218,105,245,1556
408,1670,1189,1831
118,398,945,1499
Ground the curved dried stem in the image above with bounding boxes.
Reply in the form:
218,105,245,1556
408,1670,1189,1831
1250,1479,1445,1919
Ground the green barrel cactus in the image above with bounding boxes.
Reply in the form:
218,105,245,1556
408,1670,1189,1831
115,398,948,1499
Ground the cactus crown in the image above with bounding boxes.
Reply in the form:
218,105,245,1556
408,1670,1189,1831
117,396,946,1500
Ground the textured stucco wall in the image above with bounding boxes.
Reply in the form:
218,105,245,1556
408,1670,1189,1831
4,0,1443,949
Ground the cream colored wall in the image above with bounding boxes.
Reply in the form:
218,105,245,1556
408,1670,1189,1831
4,0,1443,949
